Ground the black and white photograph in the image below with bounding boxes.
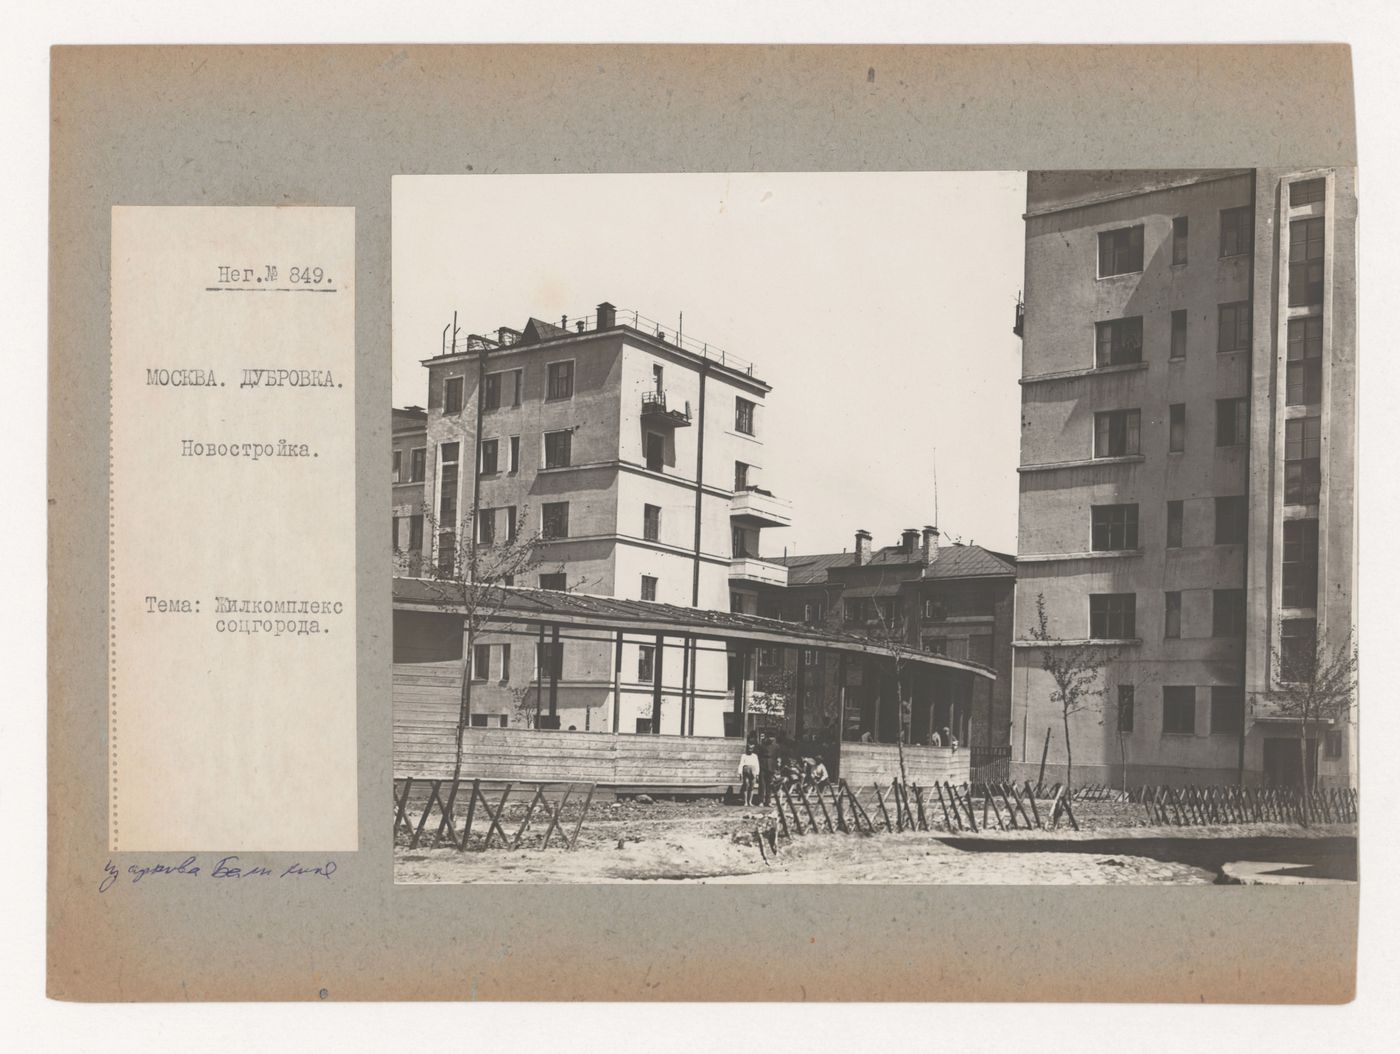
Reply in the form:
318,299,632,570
389,169,1358,886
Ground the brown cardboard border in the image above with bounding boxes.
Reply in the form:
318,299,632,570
48,43,1357,1003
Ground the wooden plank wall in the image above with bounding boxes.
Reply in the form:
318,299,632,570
840,743,971,787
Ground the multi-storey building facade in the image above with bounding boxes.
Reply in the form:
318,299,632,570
752,527,1016,752
393,302,790,735
391,405,427,577
1012,169,1356,788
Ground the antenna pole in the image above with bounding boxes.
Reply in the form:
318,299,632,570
933,447,939,527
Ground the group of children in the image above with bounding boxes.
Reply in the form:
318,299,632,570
737,733,830,807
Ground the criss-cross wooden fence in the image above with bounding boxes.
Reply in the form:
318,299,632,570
1132,784,1357,827
393,777,596,851
768,778,1080,837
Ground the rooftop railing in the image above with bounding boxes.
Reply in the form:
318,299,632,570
441,307,756,376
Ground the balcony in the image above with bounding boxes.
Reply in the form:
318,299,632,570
730,486,792,528
640,389,692,428
729,556,789,587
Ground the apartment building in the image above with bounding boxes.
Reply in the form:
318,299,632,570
753,527,1016,752
391,406,427,577
1013,169,1356,788
393,302,790,735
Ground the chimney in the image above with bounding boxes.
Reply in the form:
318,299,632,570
854,529,873,566
596,302,616,329
901,528,920,554
922,525,940,564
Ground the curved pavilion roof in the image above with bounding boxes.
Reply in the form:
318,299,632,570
393,577,995,681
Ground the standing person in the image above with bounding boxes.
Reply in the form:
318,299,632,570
761,732,782,806
738,744,761,806
930,729,943,747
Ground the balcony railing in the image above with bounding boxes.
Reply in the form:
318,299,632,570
640,389,692,426
729,556,788,586
730,486,792,528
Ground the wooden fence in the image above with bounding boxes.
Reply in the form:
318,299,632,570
1131,784,1358,827
394,777,597,852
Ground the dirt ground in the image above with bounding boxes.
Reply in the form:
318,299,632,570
393,796,1353,885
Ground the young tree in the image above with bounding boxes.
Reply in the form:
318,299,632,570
405,505,555,786
866,589,919,788
1026,593,1109,792
1264,628,1358,801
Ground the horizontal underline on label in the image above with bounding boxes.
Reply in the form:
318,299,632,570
203,287,339,293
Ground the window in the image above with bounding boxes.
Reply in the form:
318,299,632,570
804,601,825,624
803,648,819,667
470,713,490,728
1097,224,1144,276
544,430,572,469
476,508,495,546
1280,618,1317,681
436,531,455,576
1090,593,1136,639
1169,404,1186,453
1287,317,1324,405
1289,218,1325,306
410,447,426,483
735,397,756,435
545,360,574,401
844,598,870,624
1285,417,1322,504
539,572,567,592
1214,496,1247,545
536,642,563,679
1166,500,1183,549
730,592,744,613
1325,730,1343,758
509,369,523,407
1213,589,1246,637
1219,206,1253,257
499,644,511,683
731,525,747,558
1162,687,1196,734
482,372,501,411
1291,178,1326,207
1095,316,1143,367
734,461,749,491
758,646,778,669
643,503,661,542
1091,504,1139,551
640,575,657,602
1217,301,1251,353
479,438,499,475
944,637,969,661
443,376,464,414
638,645,655,683
1215,398,1248,446
1171,216,1189,265
407,514,423,552
967,635,992,666
1164,592,1181,639
1210,686,1244,734
472,643,491,682
505,505,517,543
1283,519,1319,607
1094,409,1141,458
1170,310,1187,360
924,637,948,655
541,502,569,539
438,442,460,524
635,717,653,735
392,449,402,482
645,432,665,472
922,598,945,620
508,435,520,473
1117,685,1135,733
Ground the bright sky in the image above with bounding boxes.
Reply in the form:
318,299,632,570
393,172,1028,557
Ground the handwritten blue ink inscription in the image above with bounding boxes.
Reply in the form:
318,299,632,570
99,855,336,893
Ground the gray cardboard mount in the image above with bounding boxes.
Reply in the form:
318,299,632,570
49,44,1357,1002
